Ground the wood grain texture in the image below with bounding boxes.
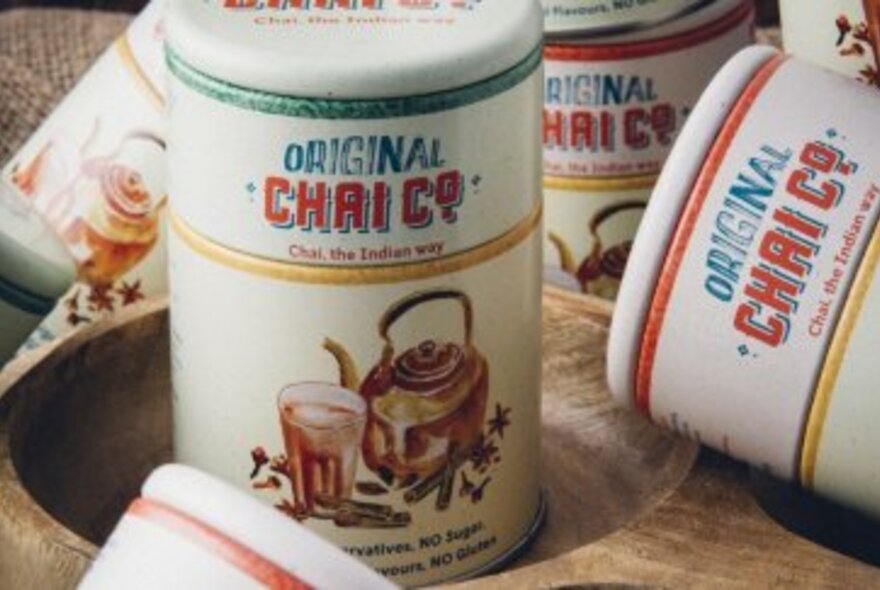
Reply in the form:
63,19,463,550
0,289,876,589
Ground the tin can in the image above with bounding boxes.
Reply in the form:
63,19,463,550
780,0,880,89
79,464,398,589
608,47,880,515
0,188,74,365
1,0,167,349
541,0,707,38
542,0,754,180
165,1,544,586
543,176,651,298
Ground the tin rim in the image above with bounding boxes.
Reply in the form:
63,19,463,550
606,45,780,411
544,0,753,62
544,0,713,40
0,276,56,316
166,44,542,120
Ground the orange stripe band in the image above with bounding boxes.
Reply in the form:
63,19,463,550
544,1,753,63
634,54,787,415
129,499,312,590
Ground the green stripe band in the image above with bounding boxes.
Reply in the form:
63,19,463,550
0,276,55,316
166,45,542,120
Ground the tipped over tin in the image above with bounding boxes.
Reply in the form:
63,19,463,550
609,46,880,519
0,187,75,364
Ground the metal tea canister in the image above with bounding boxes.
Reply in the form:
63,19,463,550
79,465,397,590
165,0,544,586
542,0,754,297
0,188,74,364
542,0,706,37
0,0,166,349
608,46,880,518
781,0,880,88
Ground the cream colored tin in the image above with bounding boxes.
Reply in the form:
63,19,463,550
609,47,880,514
542,0,754,179
165,1,544,585
543,176,651,298
781,0,880,89
542,0,706,37
0,187,74,365
79,464,397,589
801,225,880,519
1,0,167,349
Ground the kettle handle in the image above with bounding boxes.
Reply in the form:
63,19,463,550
379,289,474,354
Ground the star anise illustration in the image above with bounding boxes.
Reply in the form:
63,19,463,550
65,291,80,312
471,477,492,504
66,311,91,327
487,403,512,439
116,280,145,306
470,435,500,474
459,472,476,498
87,285,115,313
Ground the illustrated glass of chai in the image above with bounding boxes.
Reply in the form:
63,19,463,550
277,383,368,514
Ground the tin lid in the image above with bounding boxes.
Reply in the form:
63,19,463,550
165,0,543,100
546,0,751,53
0,186,75,307
606,45,778,409
542,0,709,38
143,465,398,589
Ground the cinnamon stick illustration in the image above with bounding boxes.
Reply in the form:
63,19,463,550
864,0,880,70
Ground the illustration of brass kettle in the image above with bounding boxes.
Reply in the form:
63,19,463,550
325,289,489,484
549,200,646,298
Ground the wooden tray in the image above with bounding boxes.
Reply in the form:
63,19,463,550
0,288,877,589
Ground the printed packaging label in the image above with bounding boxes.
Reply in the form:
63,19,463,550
169,213,543,587
543,1,752,179
541,0,703,35
781,0,880,89
167,54,542,266
543,180,650,298
0,0,167,348
638,57,880,478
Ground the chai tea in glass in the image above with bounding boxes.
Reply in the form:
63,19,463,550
277,383,367,513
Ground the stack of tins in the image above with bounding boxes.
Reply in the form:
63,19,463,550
0,0,166,351
164,1,544,587
541,0,755,298
780,0,880,90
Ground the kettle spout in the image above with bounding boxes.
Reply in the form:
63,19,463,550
547,232,578,276
323,338,361,391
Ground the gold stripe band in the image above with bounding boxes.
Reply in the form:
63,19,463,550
543,174,658,193
115,37,164,110
171,204,542,285
800,224,880,487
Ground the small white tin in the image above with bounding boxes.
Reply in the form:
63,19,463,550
543,176,651,298
78,464,397,590
781,0,880,88
0,187,74,364
608,47,880,482
541,0,706,38
542,0,754,179
2,0,167,348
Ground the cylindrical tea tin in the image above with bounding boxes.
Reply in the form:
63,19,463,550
543,176,651,298
1,0,167,349
542,0,755,179
0,187,74,365
608,47,880,516
79,464,398,590
541,0,707,38
165,1,544,586
781,0,880,89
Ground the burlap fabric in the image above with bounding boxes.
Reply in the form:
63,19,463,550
0,8,131,165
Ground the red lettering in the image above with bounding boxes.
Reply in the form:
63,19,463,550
651,104,676,146
402,177,431,228
788,169,842,210
624,108,649,150
570,112,594,150
759,230,814,278
264,176,292,226
735,303,787,347
296,181,328,230
744,266,800,314
542,110,565,149
600,112,615,152
772,207,825,240
333,182,366,231
372,182,389,230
